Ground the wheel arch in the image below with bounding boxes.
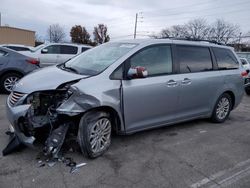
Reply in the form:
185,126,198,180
82,106,123,134
0,69,24,79
223,90,235,109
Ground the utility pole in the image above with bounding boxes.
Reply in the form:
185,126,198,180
134,13,138,39
49,25,51,42
0,12,2,26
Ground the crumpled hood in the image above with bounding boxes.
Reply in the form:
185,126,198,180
13,66,87,93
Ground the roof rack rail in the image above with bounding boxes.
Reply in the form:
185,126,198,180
158,37,225,45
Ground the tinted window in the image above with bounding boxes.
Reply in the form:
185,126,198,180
129,45,172,76
82,47,90,53
177,46,213,73
44,45,60,54
213,48,238,69
0,50,7,57
4,46,30,51
61,45,78,54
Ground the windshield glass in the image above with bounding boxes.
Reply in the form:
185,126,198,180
63,42,138,75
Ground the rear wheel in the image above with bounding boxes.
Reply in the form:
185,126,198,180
245,87,250,95
77,111,112,158
0,72,22,94
211,93,232,123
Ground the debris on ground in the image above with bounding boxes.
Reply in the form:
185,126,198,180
2,131,23,156
70,162,87,174
35,135,86,173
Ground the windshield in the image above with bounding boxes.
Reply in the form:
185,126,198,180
63,42,138,75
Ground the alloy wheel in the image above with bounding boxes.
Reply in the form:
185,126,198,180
4,76,19,92
216,97,230,120
89,118,111,153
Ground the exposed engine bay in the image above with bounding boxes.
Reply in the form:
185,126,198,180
3,89,79,158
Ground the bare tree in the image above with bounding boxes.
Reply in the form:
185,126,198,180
184,19,210,40
93,24,110,45
70,25,91,44
152,19,210,40
151,25,187,39
152,18,241,44
209,19,240,44
47,24,66,43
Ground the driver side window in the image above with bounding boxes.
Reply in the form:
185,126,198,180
129,45,173,76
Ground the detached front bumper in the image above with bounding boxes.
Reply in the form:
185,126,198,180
6,96,35,146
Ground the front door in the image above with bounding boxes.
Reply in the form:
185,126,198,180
122,44,180,132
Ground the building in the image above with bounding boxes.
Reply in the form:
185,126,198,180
0,26,35,46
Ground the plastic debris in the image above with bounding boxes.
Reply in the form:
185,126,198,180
43,123,70,158
2,132,23,156
70,162,87,174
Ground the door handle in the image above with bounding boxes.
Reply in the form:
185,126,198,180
181,78,191,85
167,80,178,87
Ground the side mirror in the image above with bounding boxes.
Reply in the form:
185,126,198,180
127,66,148,79
41,48,48,54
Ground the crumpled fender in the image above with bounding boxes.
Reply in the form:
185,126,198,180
56,93,101,116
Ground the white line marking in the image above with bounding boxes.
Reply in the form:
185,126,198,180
190,158,250,188
210,166,250,188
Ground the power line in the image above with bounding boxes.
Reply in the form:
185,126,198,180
143,0,250,18
139,7,250,30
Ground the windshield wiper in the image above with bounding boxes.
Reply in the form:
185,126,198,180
61,64,79,74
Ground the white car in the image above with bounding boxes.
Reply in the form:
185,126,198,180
21,43,92,67
0,44,34,52
240,58,250,71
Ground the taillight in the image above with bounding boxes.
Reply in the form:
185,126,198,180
26,58,40,66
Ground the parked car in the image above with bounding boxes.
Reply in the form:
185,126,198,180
237,52,250,63
0,44,34,52
21,43,92,67
240,58,250,71
240,58,250,95
5,39,244,158
0,47,39,93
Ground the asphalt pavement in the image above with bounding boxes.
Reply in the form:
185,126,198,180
1,94,250,188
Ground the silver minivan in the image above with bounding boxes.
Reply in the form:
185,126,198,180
5,39,244,158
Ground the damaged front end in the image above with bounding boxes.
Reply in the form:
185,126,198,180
3,85,81,156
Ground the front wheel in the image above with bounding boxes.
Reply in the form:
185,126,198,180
77,111,112,158
211,93,232,123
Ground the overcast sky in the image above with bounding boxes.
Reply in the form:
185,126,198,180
1,0,250,41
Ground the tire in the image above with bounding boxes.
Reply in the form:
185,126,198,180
0,72,22,94
211,93,232,123
77,111,112,159
245,87,250,95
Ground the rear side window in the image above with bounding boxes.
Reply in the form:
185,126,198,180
213,48,238,69
60,45,78,54
177,45,213,73
82,47,90,53
129,45,172,76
